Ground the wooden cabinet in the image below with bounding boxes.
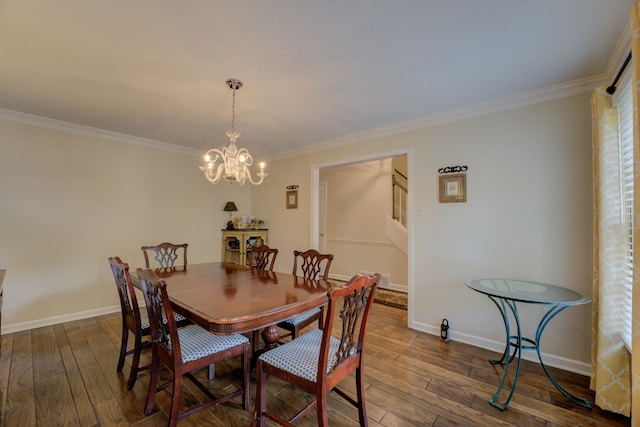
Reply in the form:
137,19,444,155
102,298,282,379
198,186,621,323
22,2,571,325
221,229,268,266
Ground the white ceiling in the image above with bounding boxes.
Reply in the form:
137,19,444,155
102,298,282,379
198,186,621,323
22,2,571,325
0,1,633,160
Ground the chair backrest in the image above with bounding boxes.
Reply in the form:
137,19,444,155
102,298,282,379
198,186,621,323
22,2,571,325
108,256,142,329
137,268,181,362
318,273,380,385
292,275,327,291
250,245,278,271
292,249,334,280
141,242,188,273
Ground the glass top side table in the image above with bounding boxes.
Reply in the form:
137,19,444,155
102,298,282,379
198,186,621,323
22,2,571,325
466,278,591,410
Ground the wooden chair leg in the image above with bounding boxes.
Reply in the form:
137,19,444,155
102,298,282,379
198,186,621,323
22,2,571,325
126,335,142,390
356,367,368,426
252,329,260,354
168,373,183,427
144,355,160,416
317,393,329,427
242,344,251,410
254,364,268,427
117,325,128,373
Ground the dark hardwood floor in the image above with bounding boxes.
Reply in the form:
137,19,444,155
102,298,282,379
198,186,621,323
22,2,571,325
0,302,630,426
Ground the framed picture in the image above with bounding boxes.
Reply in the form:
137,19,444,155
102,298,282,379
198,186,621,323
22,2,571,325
286,190,298,209
439,174,466,203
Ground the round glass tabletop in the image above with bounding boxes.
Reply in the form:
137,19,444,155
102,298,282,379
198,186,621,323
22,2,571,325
465,278,589,305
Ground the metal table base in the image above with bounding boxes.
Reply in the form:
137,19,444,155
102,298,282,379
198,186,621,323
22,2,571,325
466,278,591,410
487,295,592,410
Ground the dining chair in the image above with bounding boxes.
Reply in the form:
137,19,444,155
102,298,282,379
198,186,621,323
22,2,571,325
247,244,279,353
277,249,334,340
137,268,250,426
252,273,381,427
249,244,278,271
109,257,190,390
109,256,152,390
141,242,188,273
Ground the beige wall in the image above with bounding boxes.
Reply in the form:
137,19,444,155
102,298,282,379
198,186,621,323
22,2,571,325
0,91,593,374
252,92,593,373
0,118,251,329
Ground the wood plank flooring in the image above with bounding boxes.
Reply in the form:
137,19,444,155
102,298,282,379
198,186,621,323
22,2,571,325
0,303,630,426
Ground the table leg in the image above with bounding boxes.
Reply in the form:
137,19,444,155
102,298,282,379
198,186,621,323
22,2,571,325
534,306,592,408
486,296,591,410
261,324,280,352
247,324,282,374
487,296,522,410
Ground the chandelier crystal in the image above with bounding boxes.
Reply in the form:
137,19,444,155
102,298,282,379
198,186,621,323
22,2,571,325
199,79,268,185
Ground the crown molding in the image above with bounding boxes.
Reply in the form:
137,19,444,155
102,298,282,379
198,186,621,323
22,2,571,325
605,15,632,81
0,108,201,156
273,74,605,161
2,71,605,162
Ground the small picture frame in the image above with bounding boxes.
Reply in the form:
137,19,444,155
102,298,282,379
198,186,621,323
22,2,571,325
439,174,466,203
286,190,298,209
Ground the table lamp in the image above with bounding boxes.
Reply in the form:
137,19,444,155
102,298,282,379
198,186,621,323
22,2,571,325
224,201,238,229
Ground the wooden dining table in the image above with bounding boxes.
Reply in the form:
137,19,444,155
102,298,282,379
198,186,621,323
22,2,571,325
133,262,331,352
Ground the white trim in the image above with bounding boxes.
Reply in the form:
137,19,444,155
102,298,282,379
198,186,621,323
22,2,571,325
273,75,605,161
1,73,605,162
408,319,591,377
2,305,120,335
605,15,631,82
311,146,414,329
329,273,407,293
0,108,200,156
325,237,396,248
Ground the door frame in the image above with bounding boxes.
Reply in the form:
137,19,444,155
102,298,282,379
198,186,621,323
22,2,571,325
310,147,413,318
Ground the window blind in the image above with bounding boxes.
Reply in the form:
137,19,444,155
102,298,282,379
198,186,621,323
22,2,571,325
616,82,634,350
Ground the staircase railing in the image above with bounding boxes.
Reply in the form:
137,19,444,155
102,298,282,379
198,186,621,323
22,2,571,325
392,169,407,227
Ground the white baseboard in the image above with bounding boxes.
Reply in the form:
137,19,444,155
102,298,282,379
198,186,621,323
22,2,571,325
329,273,408,293
408,319,591,377
2,305,120,335
2,303,590,377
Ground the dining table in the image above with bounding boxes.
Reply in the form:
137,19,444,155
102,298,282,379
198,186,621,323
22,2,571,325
132,262,331,354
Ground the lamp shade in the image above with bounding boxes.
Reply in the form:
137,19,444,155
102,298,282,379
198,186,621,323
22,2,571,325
223,201,238,212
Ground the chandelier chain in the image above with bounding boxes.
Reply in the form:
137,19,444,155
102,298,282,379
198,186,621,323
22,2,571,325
231,87,236,134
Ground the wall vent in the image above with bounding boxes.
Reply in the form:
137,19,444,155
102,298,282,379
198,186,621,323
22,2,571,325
359,271,390,289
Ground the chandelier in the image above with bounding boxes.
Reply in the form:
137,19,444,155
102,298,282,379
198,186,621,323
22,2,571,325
199,79,268,185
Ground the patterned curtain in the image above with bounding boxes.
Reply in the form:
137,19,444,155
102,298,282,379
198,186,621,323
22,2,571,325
590,86,631,416
590,4,640,418
631,4,640,420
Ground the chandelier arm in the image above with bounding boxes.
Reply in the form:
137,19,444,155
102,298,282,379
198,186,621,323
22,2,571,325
205,148,225,161
245,168,267,185
208,162,225,183
236,147,254,165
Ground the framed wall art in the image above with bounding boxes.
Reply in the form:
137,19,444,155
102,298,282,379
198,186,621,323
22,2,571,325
439,173,466,203
286,190,298,209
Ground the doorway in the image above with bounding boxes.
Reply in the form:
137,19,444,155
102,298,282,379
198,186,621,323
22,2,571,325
311,149,412,312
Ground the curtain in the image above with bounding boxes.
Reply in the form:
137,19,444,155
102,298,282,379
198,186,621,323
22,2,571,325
632,4,640,420
590,86,631,416
590,4,640,418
